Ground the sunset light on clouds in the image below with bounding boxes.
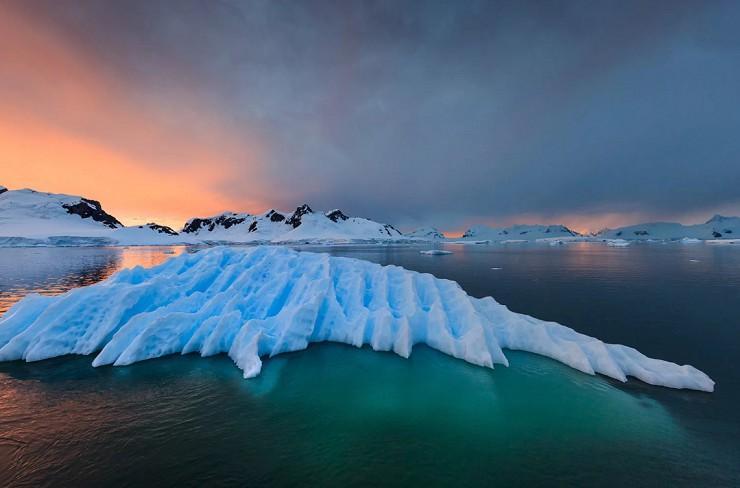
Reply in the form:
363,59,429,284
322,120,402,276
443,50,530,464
0,2,266,228
2,0,740,232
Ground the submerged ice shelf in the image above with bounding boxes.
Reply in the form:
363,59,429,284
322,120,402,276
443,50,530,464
0,247,714,392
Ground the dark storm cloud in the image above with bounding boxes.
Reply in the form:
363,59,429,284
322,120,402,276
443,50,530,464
18,0,740,229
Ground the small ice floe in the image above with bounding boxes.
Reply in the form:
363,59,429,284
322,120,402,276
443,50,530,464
706,239,739,245
689,259,700,263
446,240,489,245
606,239,631,247
490,267,502,270
680,238,702,244
419,249,452,255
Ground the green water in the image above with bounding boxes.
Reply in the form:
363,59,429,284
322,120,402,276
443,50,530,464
0,346,712,486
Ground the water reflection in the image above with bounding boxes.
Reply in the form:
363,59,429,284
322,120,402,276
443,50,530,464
0,246,187,314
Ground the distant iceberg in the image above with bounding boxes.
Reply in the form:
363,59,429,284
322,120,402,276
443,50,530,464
606,239,631,247
0,247,714,391
680,237,702,244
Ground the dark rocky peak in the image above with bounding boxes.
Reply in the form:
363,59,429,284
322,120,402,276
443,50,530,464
62,197,123,229
182,218,207,234
286,204,313,228
545,225,578,236
215,214,248,229
0,186,7,195
138,223,178,235
182,213,248,234
265,209,286,222
559,225,578,236
325,209,348,222
381,224,402,236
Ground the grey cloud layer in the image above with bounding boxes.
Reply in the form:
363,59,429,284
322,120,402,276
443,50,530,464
23,0,740,228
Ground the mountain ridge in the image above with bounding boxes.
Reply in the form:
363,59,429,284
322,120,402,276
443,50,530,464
596,217,740,240
0,186,404,245
461,224,580,241
0,184,737,246
180,203,402,242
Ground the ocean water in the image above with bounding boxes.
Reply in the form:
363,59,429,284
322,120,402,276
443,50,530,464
0,243,738,486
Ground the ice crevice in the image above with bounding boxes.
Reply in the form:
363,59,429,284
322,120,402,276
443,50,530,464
0,246,714,391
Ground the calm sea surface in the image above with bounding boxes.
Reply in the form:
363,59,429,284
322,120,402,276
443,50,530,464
0,243,738,486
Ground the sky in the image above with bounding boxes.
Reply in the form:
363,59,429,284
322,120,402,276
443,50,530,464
1,0,739,234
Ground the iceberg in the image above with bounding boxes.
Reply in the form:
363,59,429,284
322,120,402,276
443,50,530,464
606,239,631,247
0,247,714,391
680,237,702,244
419,249,452,255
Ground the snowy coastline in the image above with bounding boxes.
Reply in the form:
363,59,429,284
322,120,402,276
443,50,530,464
1,186,739,247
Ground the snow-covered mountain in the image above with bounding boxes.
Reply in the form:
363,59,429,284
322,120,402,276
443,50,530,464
2,184,737,247
405,227,445,239
596,215,740,241
0,187,122,237
181,204,403,243
461,224,580,241
0,187,180,246
0,186,402,246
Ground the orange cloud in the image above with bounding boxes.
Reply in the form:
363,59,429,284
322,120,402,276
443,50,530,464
0,4,268,229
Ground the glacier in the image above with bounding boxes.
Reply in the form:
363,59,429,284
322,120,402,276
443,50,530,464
0,246,714,391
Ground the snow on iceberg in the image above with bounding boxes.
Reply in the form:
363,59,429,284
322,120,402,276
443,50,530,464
680,237,702,244
419,249,452,255
606,239,631,247
0,247,714,391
